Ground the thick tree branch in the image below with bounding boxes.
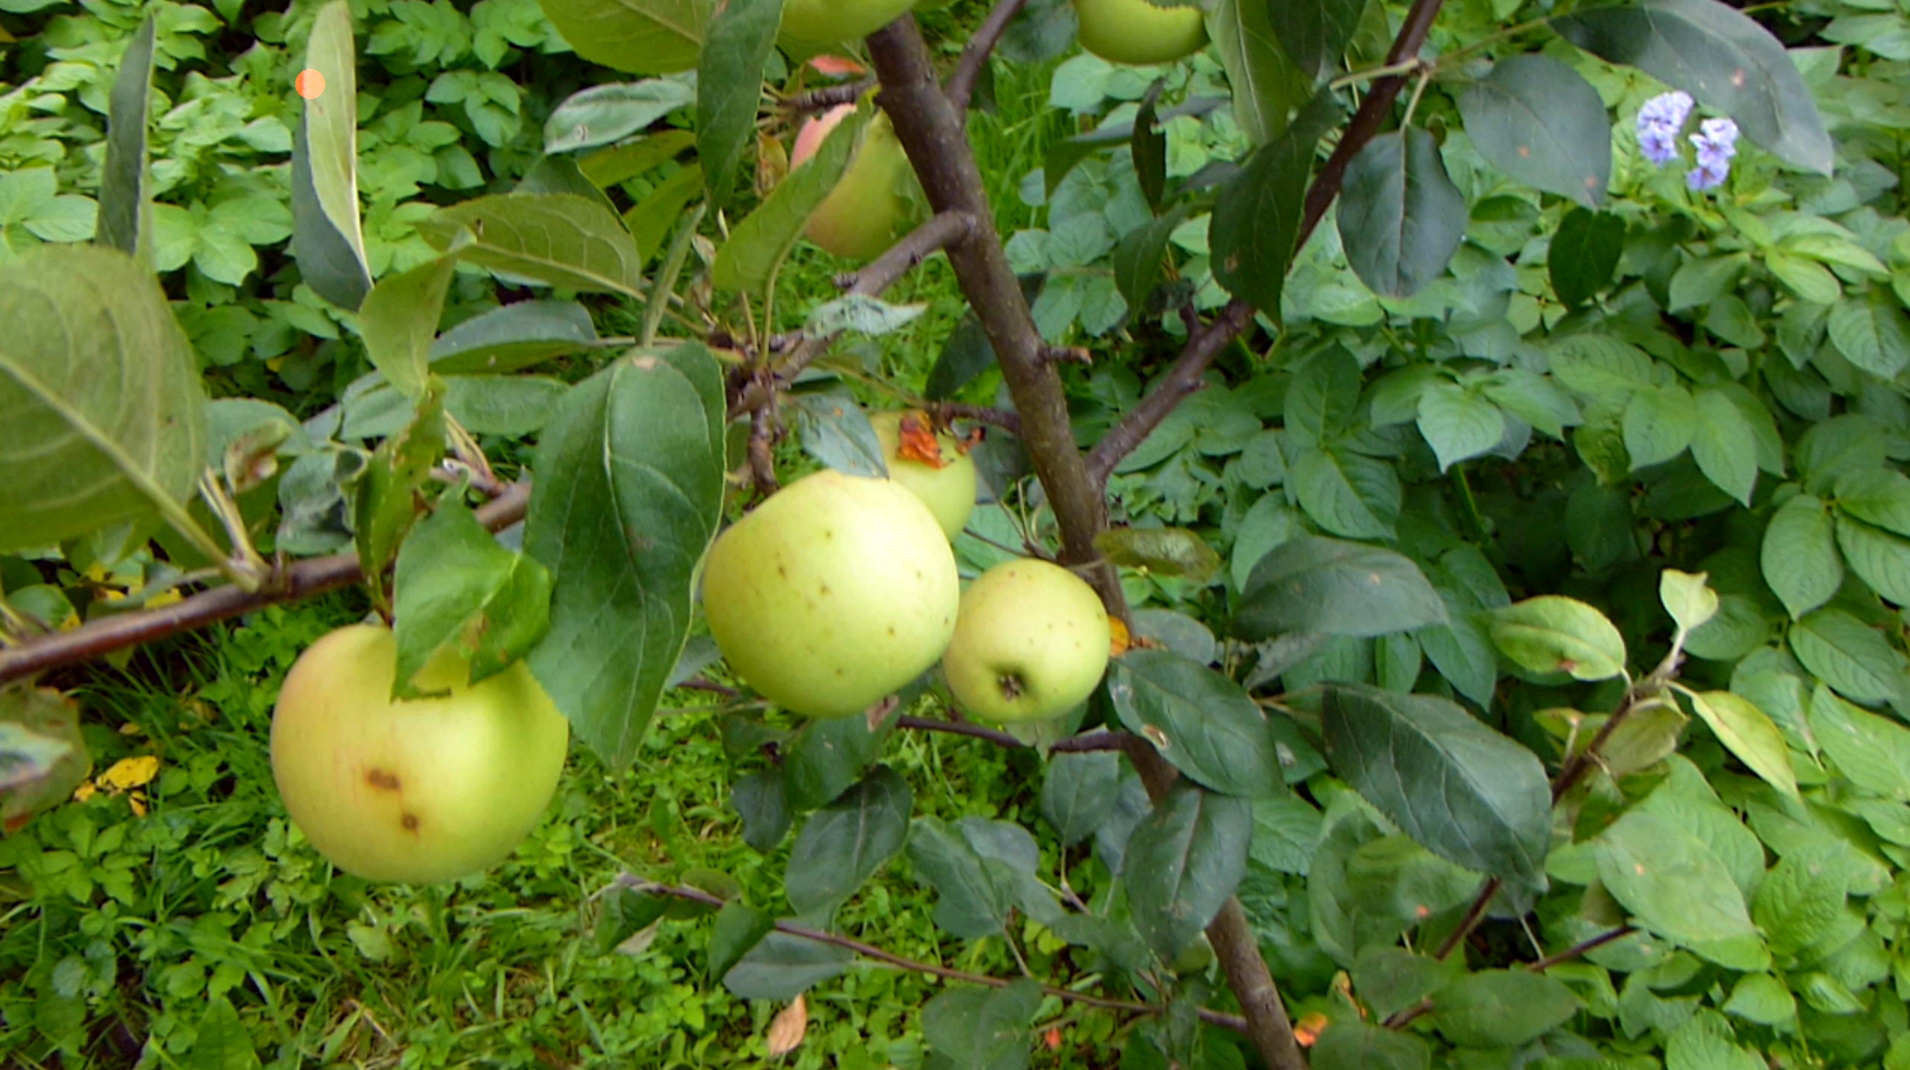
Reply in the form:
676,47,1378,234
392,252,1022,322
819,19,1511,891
0,483,532,684
945,0,1032,115
622,877,1251,1033
1086,300,1251,484
834,210,974,295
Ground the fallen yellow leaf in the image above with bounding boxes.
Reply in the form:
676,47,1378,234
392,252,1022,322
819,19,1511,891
99,755,160,791
766,993,806,1056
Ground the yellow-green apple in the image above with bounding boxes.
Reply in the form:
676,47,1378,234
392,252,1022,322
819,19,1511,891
1074,0,1208,65
942,559,1111,723
778,0,919,58
791,105,922,261
270,625,569,883
868,409,978,540
700,469,960,718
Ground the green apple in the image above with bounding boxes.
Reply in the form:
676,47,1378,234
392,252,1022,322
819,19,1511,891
701,469,960,718
778,0,918,58
270,624,569,883
868,409,978,540
792,105,923,261
1074,0,1208,66
942,559,1111,723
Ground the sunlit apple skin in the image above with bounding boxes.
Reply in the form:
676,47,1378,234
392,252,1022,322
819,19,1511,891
701,469,960,718
869,410,978,540
942,559,1111,723
1074,0,1208,66
778,0,918,57
269,625,570,884
792,106,921,261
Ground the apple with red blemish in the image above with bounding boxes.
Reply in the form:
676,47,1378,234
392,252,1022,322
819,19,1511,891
868,409,978,540
269,624,569,883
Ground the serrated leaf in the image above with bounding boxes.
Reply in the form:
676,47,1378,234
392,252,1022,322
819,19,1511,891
95,17,155,263
1040,751,1124,846
190,996,260,1070
1835,514,1910,605
1751,842,1848,956
1123,783,1252,962
713,101,868,293
545,79,696,154
357,256,456,400
1236,535,1446,639
1209,0,1309,146
291,0,371,309
525,345,726,766
1323,684,1552,885
1338,129,1466,298
392,499,552,697
1107,650,1283,797
1762,494,1841,619
421,194,645,297
537,0,710,75
429,300,605,375
1417,380,1506,471
1556,0,1833,174
1661,568,1720,636
1486,595,1627,680
1790,609,1910,709
1827,291,1910,378
1458,55,1611,207
785,765,911,916
0,245,207,552
1689,690,1797,799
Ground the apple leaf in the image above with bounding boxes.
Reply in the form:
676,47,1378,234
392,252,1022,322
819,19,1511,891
1040,750,1125,846
391,499,553,699
354,382,446,613
95,16,155,263
536,0,710,75
419,194,646,297
290,0,372,309
784,765,912,916
1235,536,1447,639
712,100,868,293
723,932,853,1000
697,0,780,211
1122,783,1252,963
525,344,726,767
429,300,607,375
732,769,793,851
1106,649,1285,798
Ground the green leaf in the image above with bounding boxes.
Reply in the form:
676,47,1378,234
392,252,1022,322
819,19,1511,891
1112,207,1188,310
1623,382,1697,469
1752,841,1849,957
787,390,886,478
0,245,208,552
1458,55,1611,207
537,0,710,74
1351,947,1462,1022
1688,690,1797,799
1107,650,1284,797
1481,369,1581,440
356,256,457,400
1131,80,1167,212
1555,0,1833,174
1289,446,1400,539
189,996,260,1070
1,688,90,833
785,765,911,916
1790,610,1910,709
1722,973,1796,1026
1661,568,1720,636
1665,1010,1764,1070
1798,415,1886,496
906,817,1016,937
1430,970,1579,1049
429,300,606,375
421,194,645,297
1835,514,1910,605
722,931,852,999
1836,468,1910,536
1211,96,1330,317
1593,808,1759,946
1311,1020,1430,1070
544,79,696,154
1250,792,1323,875
922,981,1042,1070
392,499,552,698
733,768,791,850
1123,783,1252,962
291,0,372,310
1549,207,1624,307
525,345,726,766
1762,494,1842,619
1323,684,1552,885
1416,380,1506,471
1485,595,1627,680
708,902,774,983
1040,751,1124,846
784,713,893,810
1093,527,1221,582
96,17,155,264
712,101,868,293
1338,129,1466,298
1262,0,1365,75
1236,536,1446,639
1208,0,1309,145
804,294,927,337
1827,291,1910,378
1691,386,1759,506
1807,685,1910,800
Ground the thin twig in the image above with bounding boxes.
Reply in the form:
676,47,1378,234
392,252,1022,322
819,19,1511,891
0,483,532,684
833,210,974,295
1388,925,1638,1029
897,716,1128,753
928,402,1022,436
1085,300,1252,484
622,878,1252,1033
945,0,1032,115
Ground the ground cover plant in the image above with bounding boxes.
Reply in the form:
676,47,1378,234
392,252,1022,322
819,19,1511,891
6,0,1910,1066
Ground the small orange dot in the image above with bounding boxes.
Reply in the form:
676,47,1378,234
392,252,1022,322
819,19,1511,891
295,69,325,100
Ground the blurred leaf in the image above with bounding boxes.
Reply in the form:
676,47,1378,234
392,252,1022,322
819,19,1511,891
713,101,868,292
429,300,605,375
1107,650,1284,797
1338,129,1466,297
708,902,774,982
1311,1019,1430,1070
733,768,793,850
723,931,852,1000
1263,0,1365,75
392,499,552,698
1427,970,1579,1048
788,390,887,478
1548,207,1623,307
804,294,927,337
290,0,371,309
189,996,260,1070
525,345,726,766
1209,0,1309,145
784,711,893,810
1791,609,1910,709
1835,514,1910,605
0,688,89,834
1123,783,1252,962
1352,947,1462,1021
1808,685,1910,799
421,194,645,296
1040,750,1124,846
1212,93,1336,316
0,245,207,552
537,0,710,74
1417,381,1506,471
1827,291,1910,379
784,765,911,916
1556,0,1833,174
923,981,1042,1070
697,0,778,209
1752,842,1848,956
95,16,155,263
1485,595,1627,680
1688,691,1797,799
1324,684,1552,885
1660,568,1720,636
1236,536,1446,639
1112,207,1187,311
515,155,620,213
1094,527,1221,581
357,256,457,400
545,79,695,154
354,383,445,610
1458,55,1610,207
1131,79,1167,211
592,885,668,954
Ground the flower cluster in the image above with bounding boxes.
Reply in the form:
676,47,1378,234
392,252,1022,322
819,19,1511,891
1634,91,1740,192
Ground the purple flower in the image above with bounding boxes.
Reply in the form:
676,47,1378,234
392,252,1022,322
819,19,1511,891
1686,117,1740,191
1636,91,1695,166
